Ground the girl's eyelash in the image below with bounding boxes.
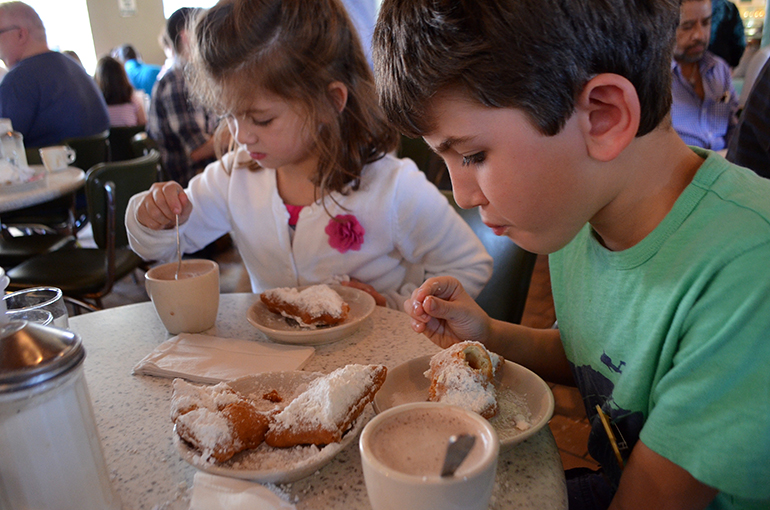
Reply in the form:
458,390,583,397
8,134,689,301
461,152,486,166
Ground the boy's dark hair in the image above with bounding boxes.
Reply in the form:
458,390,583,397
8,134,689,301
373,0,679,138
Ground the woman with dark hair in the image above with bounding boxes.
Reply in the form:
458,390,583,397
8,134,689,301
94,55,147,127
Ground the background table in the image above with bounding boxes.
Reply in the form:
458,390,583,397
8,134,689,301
69,293,567,510
0,166,85,213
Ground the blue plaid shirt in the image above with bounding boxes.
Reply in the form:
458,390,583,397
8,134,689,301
671,52,739,151
148,61,217,187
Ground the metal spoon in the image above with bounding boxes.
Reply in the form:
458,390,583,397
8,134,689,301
440,433,476,477
174,214,182,280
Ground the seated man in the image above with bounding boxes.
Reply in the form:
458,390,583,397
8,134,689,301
670,0,738,151
727,59,770,178
112,43,161,98
0,1,109,147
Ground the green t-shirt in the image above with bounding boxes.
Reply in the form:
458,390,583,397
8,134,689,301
550,149,770,509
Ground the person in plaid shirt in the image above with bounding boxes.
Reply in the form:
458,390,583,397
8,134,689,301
148,7,223,187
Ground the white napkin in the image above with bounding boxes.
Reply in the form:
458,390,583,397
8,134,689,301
190,472,297,510
132,333,314,384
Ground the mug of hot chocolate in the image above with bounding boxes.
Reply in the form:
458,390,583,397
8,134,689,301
145,259,220,334
359,402,499,510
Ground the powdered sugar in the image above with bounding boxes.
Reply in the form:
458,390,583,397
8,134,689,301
264,285,346,326
170,379,240,421
271,364,379,432
175,409,233,463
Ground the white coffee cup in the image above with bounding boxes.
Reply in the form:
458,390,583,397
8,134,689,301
39,145,76,172
145,259,220,334
360,402,499,510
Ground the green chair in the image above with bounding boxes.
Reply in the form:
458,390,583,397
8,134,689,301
442,190,537,324
6,150,161,308
109,125,146,162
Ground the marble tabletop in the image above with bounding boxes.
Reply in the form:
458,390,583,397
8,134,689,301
0,166,85,213
69,293,567,510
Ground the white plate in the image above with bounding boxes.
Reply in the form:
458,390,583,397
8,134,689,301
174,371,372,483
373,355,555,452
0,165,47,193
247,285,376,345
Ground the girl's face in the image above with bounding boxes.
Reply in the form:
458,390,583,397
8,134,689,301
422,91,604,255
226,90,316,172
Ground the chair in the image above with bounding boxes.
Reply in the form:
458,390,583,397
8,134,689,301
442,190,537,324
6,150,161,308
109,125,146,162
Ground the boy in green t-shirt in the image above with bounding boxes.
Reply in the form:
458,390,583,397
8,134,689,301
372,0,770,509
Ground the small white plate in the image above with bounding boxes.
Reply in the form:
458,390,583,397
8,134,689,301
174,371,372,483
247,285,376,345
0,165,47,193
373,355,555,452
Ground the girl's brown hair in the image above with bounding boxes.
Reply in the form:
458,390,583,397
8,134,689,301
188,0,398,201
95,55,134,105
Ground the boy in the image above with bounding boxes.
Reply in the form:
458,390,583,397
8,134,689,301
372,1,770,509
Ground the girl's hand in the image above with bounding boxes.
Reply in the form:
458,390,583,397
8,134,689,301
341,279,387,307
403,276,492,349
135,181,192,230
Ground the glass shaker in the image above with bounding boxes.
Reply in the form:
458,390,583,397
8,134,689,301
0,321,122,510
0,118,30,181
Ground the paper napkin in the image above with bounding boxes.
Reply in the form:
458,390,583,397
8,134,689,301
190,472,297,510
132,333,314,384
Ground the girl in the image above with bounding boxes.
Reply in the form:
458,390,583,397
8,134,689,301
125,0,492,309
94,55,147,127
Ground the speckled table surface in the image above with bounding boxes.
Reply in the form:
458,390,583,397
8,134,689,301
70,293,567,510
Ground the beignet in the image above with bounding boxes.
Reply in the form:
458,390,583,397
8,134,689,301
260,284,350,328
426,341,503,419
265,364,387,447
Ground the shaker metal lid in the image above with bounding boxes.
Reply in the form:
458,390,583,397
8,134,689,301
0,321,84,393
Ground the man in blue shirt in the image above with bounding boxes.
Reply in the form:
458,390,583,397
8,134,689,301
670,0,738,151
112,44,161,98
0,1,109,148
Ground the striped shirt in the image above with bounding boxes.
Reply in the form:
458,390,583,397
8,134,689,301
671,52,739,151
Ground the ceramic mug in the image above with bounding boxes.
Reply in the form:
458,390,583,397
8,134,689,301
360,402,499,510
145,259,220,334
39,145,76,172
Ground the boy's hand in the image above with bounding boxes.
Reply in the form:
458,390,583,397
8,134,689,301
404,276,492,348
136,181,192,230
341,279,387,307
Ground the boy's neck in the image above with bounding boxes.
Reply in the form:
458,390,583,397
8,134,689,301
589,128,703,252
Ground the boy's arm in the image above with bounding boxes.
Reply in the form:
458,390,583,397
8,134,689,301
611,440,718,510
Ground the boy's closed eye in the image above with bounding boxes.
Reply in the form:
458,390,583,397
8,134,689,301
462,152,487,166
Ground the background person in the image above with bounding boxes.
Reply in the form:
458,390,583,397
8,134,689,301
726,58,770,178
147,7,222,187
670,0,739,151
373,0,770,508
94,55,147,127
112,43,160,98
0,1,108,147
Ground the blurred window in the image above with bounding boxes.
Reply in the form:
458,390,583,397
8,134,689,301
24,0,97,74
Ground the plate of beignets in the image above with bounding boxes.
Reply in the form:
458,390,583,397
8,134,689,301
373,345,554,451
247,285,376,345
172,364,386,483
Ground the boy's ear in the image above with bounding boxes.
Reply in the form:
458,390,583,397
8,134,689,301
575,74,640,162
327,81,348,113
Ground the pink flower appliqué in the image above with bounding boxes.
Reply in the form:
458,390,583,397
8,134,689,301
325,214,365,253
